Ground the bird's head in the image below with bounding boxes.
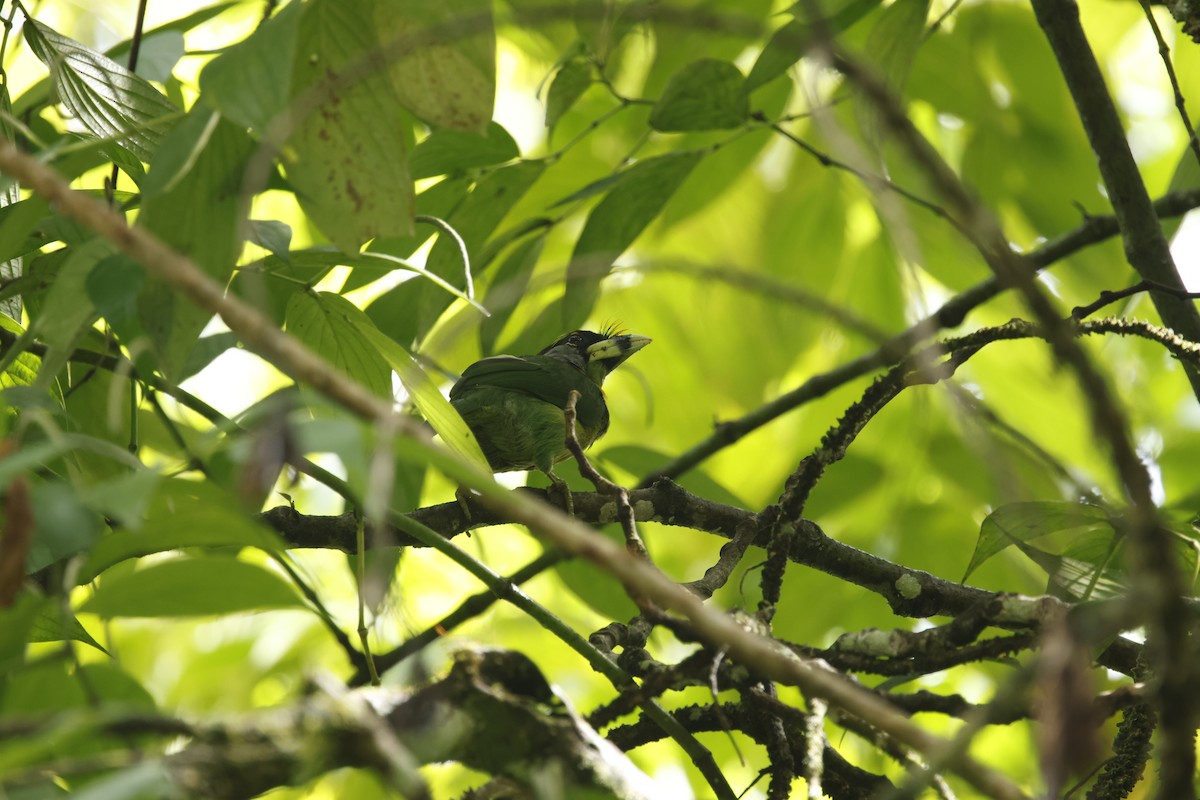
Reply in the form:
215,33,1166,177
539,328,651,385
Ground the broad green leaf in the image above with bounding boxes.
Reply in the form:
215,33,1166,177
350,318,489,471
375,0,496,132
409,121,519,179
78,479,288,583
136,108,254,378
81,558,306,618
744,0,881,93
199,0,302,132
285,291,393,399
546,57,592,131
965,501,1113,581
649,59,749,132
287,0,415,252
564,152,702,327
23,18,178,160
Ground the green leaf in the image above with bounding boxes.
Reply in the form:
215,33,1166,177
286,0,416,252
29,604,106,653
744,0,881,93
649,58,749,132
964,501,1113,581
78,479,288,583
12,3,238,118
132,30,186,84
26,238,108,372
248,220,294,264
367,161,545,345
0,196,50,264
375,0,496,132
136,108,254,378
26,482,105,572
409,121,519,179
480,233,546,354
81,558,306,618
564,152,702,327
0,594,46,675
23,18,178,160
199,0,302,132
856,0,930,147
178,331,241,382
546,57,592,131
85,254,144,325
75,469,163,531
285,291,393,399
350,318,490,471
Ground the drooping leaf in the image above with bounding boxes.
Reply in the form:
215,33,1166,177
350,318,490,471
81,558,306,618
285,292,393,399
286,0,415,252
649,58,749,132
199,0,302,132
964,501,1113,581
23,18,178,160
564,152,702,327
375,0,496,132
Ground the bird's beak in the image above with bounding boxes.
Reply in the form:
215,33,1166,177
587,333,651,366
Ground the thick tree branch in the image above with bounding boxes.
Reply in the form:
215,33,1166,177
1032,0,1200,405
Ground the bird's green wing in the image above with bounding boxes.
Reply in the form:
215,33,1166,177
450,355,590,409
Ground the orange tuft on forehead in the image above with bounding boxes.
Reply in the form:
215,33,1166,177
599,321,626,339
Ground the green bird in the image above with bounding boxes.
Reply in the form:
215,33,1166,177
449,329,651,513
